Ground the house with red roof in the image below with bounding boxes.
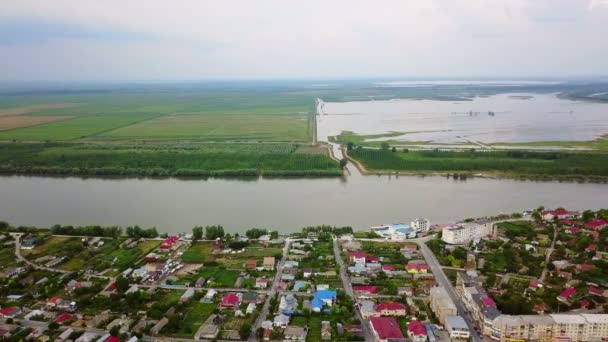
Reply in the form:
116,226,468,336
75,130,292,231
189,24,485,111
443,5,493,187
589,286,604,296
54,313,73,324
367,256,379,263
542,209,574,221
353,286,377,296
481,297,497,308
375,302,408,316
576,263,595,272
382,265,396,274
407,319,428,342
46,296,63,308
586,244,597,252
220,293,241,309
533,304,546,314
586,219,607,230
529,278,541,291
587,230,600,240
245,260,257,270
370,316,405,342
569,226,581,234
560,219,574,226
559,287,576,303
580,299,590,309
0,306,21,318
104,336,120,342
349,252,368,264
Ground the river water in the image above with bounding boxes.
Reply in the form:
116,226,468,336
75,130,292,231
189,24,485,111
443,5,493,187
1,174,606,234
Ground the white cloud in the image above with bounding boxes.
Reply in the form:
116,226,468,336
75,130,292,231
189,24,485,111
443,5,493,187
0,0,607,80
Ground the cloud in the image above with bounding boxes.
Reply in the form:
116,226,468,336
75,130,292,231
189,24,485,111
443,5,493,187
0,0,607,80
589,0,608,9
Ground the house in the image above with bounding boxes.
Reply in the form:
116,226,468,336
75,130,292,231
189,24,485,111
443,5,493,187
382,265,396,274
246,302,256,314
0,306,21,318
263,327,272,340
353,285,377,296
586,244,598,252
370,316,405,342
245,260,257,270
293,280,308,292
150,317,169,335
398,287,414,296
349,252,367,264
533,304,546,314
375,302,408,316
406,262,429,274
445,315,470,340
284,326,307,340
273,314,290,328
303,268,313,278
281,274,295,282
407,320,428,342
559,287,576,302
581,299,590,309
256,277,269,289
312,290,337,312
195,277,206,287
75,332,100,342
359,300,376,318
321,321,332,340
586,219,607,230
54,313,73,324
57,328,74,341
541,209,574,221
529,278,541,291
279,294,298,313
47,295,64,307
589,286,604,296
577,263,595,272
263,256,276,270
180,288,195,302
144,252,159,263
220,293,241,309
242,291,259,304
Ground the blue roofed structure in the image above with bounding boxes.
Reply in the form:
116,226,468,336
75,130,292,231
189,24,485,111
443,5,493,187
312,290,336,312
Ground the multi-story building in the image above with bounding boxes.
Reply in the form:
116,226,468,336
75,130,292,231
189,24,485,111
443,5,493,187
411,218,431,232
490,314,608,342
429,287,457,324
442,220,492,245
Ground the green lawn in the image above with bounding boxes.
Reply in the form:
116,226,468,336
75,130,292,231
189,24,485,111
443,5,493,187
175,302,216,338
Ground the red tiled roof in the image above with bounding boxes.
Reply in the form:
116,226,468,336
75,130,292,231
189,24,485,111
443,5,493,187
577,263,595,272
105,336,120,342
581,299,590,308
589,286,604,296
481,297,497,308
407,320,427,336
560,219,573,226
586,244,597,251
533,304,546,313
349,252,367,258
48,296,62,304
0,307,18,315
367,257,379,263
353,286,377,294
586,219,607,229
54,313,72,323
588,231,600,240
529,278,539,288
221,293,240,307
560,287,576,298
371,317,405,339
569,227,581,234
376,302,407,312
382,265,396,271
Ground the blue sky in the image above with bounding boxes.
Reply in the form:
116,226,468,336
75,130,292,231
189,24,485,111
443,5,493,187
1,0,607,81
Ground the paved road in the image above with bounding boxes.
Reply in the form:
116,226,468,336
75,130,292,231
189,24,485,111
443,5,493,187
333,237,374,342
248,238,291,342
539,223,558,282
416,239,482,342
10,233,71,274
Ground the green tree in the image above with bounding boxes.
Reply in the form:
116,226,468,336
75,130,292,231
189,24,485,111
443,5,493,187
339,158,348,168
270,231,279,239
381,142,390,150
192,226,203,241
48,322,59,330
239,323,252,339
110,325,121,336
583,210,596,222
205,225,225,240
115,276,130,293
347,142,354,151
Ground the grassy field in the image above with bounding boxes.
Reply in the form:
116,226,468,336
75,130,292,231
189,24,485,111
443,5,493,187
348,148,608,180
176,302,216,338
181,241,281,264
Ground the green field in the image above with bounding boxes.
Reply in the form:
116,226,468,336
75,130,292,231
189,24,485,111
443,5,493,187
348,148,608,180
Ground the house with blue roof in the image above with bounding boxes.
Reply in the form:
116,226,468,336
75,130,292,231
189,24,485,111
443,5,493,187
312,290,337,312
371,223,417,240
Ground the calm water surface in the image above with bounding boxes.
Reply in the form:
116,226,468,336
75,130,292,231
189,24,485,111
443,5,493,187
1,174,606,233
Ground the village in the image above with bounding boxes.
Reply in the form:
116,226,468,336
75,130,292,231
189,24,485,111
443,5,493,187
0,208,606,342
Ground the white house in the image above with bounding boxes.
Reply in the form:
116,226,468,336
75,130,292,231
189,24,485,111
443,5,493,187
411,218,431,232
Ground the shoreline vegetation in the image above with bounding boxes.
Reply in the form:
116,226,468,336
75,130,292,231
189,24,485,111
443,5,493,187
0,142,342,178
343,146,608,182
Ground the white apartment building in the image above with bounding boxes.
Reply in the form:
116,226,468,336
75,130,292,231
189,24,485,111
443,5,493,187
489,314,608,342
442,220,493,244
411,218,431,232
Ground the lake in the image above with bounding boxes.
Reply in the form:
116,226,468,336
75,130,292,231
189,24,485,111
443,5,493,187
1,174,606,234
317,93,608,143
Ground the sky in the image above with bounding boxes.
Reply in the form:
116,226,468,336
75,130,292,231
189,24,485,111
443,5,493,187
1,0,608,81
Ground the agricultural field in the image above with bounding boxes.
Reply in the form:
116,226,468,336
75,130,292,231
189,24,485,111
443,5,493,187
348,148,608,180
181,241,282,265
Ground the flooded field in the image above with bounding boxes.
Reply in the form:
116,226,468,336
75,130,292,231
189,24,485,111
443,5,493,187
317,93,608,144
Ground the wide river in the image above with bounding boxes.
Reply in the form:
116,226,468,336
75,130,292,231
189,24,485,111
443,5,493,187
1,174,606,234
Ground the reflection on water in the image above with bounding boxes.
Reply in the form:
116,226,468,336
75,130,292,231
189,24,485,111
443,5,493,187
317,93,608,143
1,174,606,233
